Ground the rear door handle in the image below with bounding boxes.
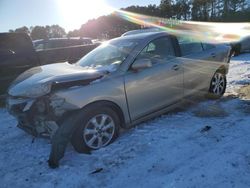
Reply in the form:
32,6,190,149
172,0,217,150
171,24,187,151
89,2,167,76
172,64,179,71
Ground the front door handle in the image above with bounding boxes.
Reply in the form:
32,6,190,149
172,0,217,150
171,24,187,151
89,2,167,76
211,53,216,58
172,64,179,71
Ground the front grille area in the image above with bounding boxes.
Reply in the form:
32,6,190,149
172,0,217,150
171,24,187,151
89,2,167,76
6,95,59,137
6,96,37,135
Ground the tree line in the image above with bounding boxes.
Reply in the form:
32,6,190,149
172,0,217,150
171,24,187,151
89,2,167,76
9,25,66,40
10,0,250,40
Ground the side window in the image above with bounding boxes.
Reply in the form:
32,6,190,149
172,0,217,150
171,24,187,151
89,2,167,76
83,39,92,45
34,43,44,51
147,43,156,52
202,43,216,50
177,36,203,56
47,40,67,49
43,41,50,49
138,37,175,61
45,41,55,49
67,39,82,46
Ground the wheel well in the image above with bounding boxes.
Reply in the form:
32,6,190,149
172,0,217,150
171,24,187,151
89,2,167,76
217,66,227,74
81,100,126,128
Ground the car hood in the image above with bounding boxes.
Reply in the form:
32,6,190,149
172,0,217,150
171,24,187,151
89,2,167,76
8,62,104,97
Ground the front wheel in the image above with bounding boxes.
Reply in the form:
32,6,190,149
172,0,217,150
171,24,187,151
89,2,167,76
71,106,120,153
208,72,227,99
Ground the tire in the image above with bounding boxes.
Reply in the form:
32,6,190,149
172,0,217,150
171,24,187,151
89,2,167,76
71,105,120,153
207,72,227,99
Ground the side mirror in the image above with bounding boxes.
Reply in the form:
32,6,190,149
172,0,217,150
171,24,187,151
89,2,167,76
131,58,152,71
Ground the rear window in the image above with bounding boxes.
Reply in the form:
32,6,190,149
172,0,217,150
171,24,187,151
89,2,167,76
82,39,92,45
45,40,67,49
177,36,203,56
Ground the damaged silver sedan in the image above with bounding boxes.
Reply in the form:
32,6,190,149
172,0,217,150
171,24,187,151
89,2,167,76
7,31,231,156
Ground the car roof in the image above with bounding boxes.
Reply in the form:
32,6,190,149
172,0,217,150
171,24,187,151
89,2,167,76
122,28,164,36
119,31,170,41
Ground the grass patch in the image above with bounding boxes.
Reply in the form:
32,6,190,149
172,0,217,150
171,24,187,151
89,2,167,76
238,85,250,100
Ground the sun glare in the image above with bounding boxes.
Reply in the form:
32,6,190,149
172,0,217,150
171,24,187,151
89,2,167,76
56,0,115,31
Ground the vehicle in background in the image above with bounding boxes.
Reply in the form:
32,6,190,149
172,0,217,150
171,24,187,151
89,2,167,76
240,36,250,53
230,36,250,56
0,33,38,99
7,31,231,154
0,33,98,98
33,37,93,51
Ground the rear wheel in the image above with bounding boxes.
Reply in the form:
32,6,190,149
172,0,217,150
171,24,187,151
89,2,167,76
71,106,120,153
208,72,227,99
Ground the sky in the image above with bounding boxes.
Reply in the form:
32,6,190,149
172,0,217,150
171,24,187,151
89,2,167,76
0,0,161,32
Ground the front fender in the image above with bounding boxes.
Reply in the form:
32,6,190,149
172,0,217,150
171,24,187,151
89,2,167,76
51,75,131,125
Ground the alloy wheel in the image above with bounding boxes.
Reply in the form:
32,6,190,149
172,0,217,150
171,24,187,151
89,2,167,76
83,114,115,149
211,73,225,95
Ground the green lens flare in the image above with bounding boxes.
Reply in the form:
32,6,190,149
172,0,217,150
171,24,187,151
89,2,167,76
114,9,250,43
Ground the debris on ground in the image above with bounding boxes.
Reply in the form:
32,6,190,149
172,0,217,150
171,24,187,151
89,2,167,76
90,168,103,174
200,125,212,133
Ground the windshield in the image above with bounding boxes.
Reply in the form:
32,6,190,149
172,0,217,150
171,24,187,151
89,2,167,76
77,39,138,72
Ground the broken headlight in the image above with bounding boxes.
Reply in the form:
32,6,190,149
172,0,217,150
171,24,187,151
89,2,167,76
24,83,51,98
9,82,51,98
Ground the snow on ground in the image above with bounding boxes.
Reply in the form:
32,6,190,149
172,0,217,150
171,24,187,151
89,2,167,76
1,54,250,188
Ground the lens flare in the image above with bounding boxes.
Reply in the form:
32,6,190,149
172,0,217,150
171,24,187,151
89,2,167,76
113,9,250,43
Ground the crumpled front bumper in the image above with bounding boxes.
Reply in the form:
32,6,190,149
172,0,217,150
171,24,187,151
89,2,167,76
6,96,59,138
6,96,36,134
